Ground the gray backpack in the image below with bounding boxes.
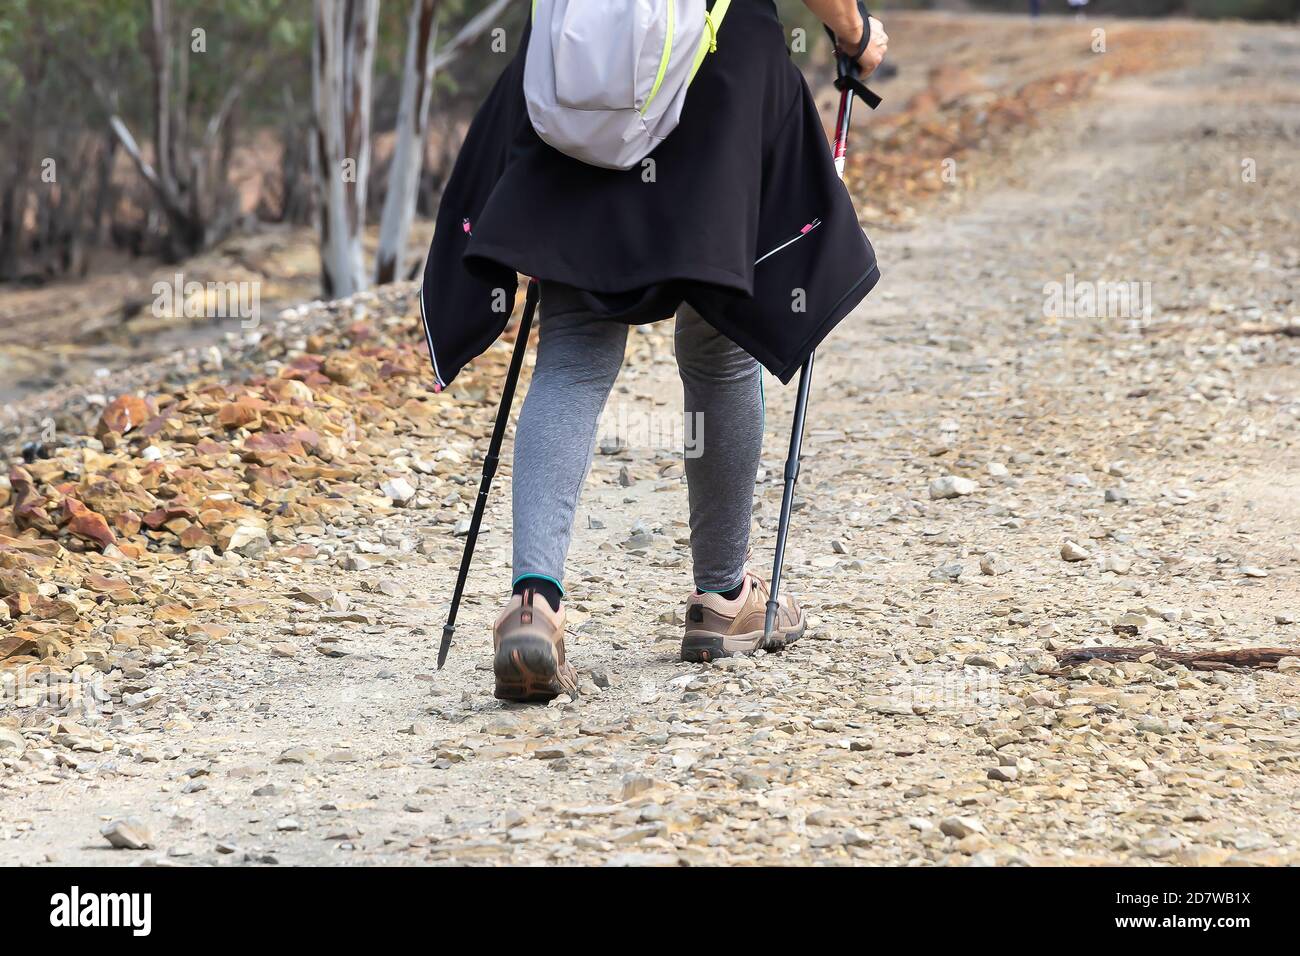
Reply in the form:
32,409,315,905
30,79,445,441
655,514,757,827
524,0,733,170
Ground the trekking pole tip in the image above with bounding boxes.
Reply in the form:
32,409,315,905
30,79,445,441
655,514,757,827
763,601,779,641
436,624,456,670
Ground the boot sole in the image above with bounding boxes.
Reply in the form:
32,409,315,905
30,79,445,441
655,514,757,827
494,634,577,703
679,617,806,663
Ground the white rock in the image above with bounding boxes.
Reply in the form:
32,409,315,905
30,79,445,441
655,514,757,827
939,816,986,839
225,525,269,558
101,818,154,850
0,727,25,757
381,477,417,505
280,379,315,403
1099,554,1132,574
929,475,978,499
1061,539,1091,562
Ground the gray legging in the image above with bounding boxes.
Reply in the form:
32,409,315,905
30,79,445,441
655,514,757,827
511,286,763,595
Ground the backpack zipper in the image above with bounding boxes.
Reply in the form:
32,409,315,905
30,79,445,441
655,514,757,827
641,0,676,115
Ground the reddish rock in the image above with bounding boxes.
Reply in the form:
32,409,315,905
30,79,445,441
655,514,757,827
98,395,155,437
84,574,130,594
115,541,146,560
9,467,57,535
0,568,38,596
78,477,157,520
248,466,294,490
242,428,319,459
0,534,63,559
142,505,198,530
114,511,143,537
322,354,379,386
154,603,192,622
60,499,118,550
179,525,217,550
0,635,38,661
10,594,79,623
287,355,325,374
136,414,171,438
217,400,265,430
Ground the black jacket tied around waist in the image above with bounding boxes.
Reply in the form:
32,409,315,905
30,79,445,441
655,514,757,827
419,0,879,387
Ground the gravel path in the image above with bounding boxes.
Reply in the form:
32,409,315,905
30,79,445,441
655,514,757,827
1,19,1297,866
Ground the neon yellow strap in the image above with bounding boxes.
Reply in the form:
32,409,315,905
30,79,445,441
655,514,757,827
689,0,731,84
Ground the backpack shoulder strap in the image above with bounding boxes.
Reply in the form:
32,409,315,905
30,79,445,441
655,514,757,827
689,0,733,82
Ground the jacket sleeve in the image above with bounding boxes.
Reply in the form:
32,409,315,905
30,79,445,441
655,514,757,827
685,81,880,384
417,31,531,388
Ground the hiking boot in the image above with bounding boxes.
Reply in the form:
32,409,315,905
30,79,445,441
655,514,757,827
680,571,805,663
492,589,578,703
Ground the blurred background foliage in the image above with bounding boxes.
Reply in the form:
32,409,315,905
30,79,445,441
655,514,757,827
0,0,1293,286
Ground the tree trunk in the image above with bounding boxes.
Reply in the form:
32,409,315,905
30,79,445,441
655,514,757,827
148,0,175,201
375,0,440,286
0,183,21,283
91,133,120,248
373,0,512,286
270,86,316,225
74,0,253,261
312,0,378,300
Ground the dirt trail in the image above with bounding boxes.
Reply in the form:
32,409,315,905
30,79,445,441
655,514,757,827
2,17,1298,866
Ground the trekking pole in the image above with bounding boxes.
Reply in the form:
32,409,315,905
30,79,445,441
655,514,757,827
764,12,880,641
438,278,539,670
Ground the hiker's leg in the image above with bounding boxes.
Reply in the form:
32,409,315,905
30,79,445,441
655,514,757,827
675,303,764,593
512,294,628,596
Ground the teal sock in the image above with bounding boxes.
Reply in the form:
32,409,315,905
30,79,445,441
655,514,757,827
697,581,744,601
513,576,562,612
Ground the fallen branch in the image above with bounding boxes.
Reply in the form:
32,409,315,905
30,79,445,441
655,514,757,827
1241,324,1300,338
1055,645,1299,672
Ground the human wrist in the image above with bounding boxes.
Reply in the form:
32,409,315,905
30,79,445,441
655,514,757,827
834,13,866,56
